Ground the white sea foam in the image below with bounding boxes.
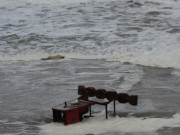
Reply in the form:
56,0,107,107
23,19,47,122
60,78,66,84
1,0,180,5
63,40,180,69
1,0,180,70
0,52,105,62
0,0,109,6
171,70,180,77
1,35,180,69
1,44,180,69
111,44,180,69
40,113,180,135
0,53,47,62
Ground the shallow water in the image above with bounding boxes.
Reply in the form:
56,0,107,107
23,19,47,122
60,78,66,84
0,0,180,134
1,59,180,135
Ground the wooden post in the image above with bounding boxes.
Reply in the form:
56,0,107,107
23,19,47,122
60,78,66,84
105,105,108,119
113,100,116,116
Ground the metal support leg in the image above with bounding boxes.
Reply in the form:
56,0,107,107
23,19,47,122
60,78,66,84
89,106,92,117
105,105,108,119
113,100,116,116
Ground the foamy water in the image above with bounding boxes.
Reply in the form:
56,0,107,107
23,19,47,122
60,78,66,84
0,0,180,68
1,0,180,135
40,114,180,135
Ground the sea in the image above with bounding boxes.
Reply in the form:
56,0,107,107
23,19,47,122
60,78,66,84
0,0,180,135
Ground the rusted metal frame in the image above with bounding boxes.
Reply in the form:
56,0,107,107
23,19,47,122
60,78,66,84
89,106,92,117
87,100,112,105
82,99,118,119
104,100,116,119
87,100,111,119
86,100,111,119
113,100,116,116
105,104,108,119
78,95,119,119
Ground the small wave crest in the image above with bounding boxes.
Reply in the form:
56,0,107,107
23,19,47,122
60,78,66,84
0,0,107,6
111,45,180,69
0,53,47,62
0,53,104,62
2,0,180,4
1,47,180,69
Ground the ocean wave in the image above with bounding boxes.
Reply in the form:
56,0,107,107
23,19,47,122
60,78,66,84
0,0,102,6
1,0,180,70
1,0,180,6
111,45,180,69
1,47,180,69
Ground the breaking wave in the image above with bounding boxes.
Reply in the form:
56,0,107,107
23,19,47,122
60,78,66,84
1,0,180,69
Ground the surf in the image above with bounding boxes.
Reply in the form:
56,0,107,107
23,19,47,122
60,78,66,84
40,113,180,135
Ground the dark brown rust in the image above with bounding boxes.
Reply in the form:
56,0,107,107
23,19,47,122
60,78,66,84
96,89,106,99
117,93,138,106
106,91,118,101
78,85,87,95
52,85,138,125
117,93,129,103
78,85,138,106
129,95,138,106
86,87,96,97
